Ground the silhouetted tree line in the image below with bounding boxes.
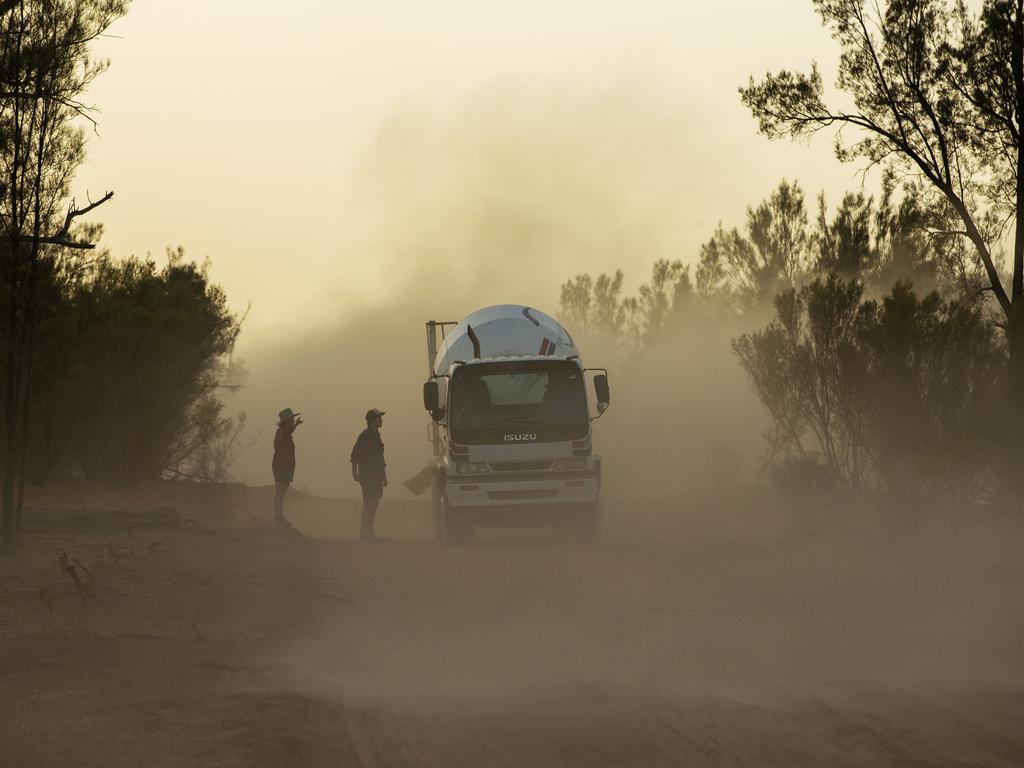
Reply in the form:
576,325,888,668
1,1,242,554
561,174,1011,512
734,278,1004,499
739,0,1024,513
561,174,962,345
563,0,1024,521
1,0,131,552
17,247,240,484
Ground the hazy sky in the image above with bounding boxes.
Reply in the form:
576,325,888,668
76,1,861,350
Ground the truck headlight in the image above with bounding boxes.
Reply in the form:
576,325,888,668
456,462,490,475
553,458,587,471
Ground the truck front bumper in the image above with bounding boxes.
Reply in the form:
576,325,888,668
445,471,599,511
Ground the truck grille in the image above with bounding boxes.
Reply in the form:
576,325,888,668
487,489,559,500
488,461,553,472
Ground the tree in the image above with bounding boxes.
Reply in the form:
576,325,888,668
859,282,1004,501
626,259,693,344
559,270,629,343
813,173,940,291
559,261,695,346
815,191,876,278
16,249,241,485
735,277,1004,506
61,251,238,483
0,0,127,553
696,180,814,309
870,176,940,290
740,0,1024,363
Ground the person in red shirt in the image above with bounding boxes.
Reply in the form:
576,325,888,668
272,408,302,524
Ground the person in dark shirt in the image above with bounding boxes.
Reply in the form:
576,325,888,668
351,408,387,541
272,408,302,524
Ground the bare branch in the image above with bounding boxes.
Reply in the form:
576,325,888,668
34,237,99,250
50,190,113,243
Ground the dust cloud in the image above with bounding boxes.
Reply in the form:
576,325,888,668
231,73,766,511
4,26,1022,768
220,74,1024,768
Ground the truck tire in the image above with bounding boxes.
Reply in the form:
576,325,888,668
440,497,474,546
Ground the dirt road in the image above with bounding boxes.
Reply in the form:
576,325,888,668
2,484,1023,766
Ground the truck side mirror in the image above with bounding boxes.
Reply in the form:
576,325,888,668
594,374,610,411
423,381,440,412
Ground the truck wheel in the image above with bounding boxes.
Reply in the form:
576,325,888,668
440,498,474,546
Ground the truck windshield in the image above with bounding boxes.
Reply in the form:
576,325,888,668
449,360,589,444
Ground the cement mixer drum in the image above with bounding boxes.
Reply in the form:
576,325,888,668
433,305,580,376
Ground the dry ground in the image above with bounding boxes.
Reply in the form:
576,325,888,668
1,482,1022,767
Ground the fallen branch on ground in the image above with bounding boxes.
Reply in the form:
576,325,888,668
57,552,95,604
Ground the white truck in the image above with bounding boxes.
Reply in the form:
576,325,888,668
420,305,610,545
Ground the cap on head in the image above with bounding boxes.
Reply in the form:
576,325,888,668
365,408,385,421
278,407,298,424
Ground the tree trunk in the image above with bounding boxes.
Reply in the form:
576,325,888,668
1007,303,1024,388
1,264,18,556
2,340,16,555
1004,301,1024,504
15,293,40,541
1013,0,1024,302
1,475,13,556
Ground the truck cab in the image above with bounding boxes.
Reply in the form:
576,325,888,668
422,305,610,544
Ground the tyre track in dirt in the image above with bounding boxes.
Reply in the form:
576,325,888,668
4,486,1023,766
271,524,1024,767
